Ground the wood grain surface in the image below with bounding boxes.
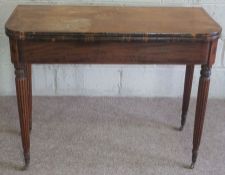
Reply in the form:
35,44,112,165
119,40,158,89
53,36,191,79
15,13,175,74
20,40,209,64
5,5,221,41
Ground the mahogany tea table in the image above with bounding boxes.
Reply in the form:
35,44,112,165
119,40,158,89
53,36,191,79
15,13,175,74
5,5,222,169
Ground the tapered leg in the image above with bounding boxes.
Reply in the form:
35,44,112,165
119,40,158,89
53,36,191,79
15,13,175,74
190,65,211,169
180,65,194,131
15,64,30,169
26,64,32,131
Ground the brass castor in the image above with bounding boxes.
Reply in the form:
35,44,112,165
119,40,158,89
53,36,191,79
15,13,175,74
179,112,187,131
190,162,195,169
23,153,30,170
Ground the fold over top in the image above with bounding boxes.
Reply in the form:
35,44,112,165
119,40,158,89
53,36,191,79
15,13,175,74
5,5,222,41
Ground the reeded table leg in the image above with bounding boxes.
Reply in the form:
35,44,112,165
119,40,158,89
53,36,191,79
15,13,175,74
26,64,32,131
15,64,31,169
190,65,211,169
180,65,194,131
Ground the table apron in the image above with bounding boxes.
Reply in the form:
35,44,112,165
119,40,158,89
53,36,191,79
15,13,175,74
18,41,210,64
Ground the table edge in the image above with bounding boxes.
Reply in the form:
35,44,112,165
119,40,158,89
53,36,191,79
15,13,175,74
5,5,222,42
5,29,222,42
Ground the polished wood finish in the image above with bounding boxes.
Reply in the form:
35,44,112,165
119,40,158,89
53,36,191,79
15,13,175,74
191,65,211,169
21,41,209,64
10,38,32,169
15,63,30,169
180,65,194,131
26,64,32,131
191,40,218,168
5,5,222,169
5,6,221,41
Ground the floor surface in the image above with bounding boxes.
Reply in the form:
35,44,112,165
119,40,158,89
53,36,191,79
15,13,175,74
0,97,225,175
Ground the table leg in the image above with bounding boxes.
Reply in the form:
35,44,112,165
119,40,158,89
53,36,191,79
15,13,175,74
26,64,32,131
180,65,194,131
15,63,31,169
190,65,211,169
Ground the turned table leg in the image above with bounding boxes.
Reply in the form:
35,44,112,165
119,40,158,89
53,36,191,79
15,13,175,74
15,64,31,169
190,65,211,169
180,65,194,131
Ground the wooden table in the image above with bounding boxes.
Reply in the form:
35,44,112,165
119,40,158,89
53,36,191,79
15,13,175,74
5,5,222,169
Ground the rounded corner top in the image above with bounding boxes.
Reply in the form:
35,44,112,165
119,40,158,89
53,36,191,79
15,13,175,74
5,22,27,40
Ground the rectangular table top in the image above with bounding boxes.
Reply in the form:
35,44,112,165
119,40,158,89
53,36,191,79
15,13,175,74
5,5,221,41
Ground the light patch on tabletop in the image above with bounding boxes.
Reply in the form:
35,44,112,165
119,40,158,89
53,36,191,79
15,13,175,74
63,18,91,32
26,17,92,32
68,18,91,32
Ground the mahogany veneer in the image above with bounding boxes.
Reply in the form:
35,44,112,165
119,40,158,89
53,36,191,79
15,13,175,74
5,5,222,169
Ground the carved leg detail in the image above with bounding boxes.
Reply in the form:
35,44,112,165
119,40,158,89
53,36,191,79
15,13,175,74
180,65,194,131
15,64,30,169
191,65,211,169
26,64,32,131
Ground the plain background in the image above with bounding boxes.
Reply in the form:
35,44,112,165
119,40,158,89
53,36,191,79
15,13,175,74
0,0,225,98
